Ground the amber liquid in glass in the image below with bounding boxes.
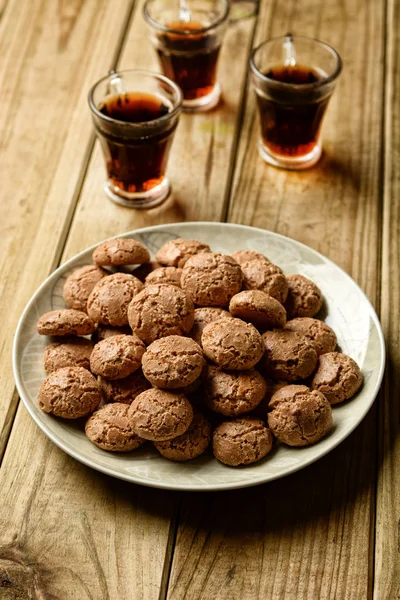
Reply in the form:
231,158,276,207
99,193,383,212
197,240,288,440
98,92,175,193
257,64,330,157
157,21,220,100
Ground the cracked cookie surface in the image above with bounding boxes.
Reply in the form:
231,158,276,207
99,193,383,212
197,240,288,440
156,238,210,268
128,389,193,441
145,266,182,288
38,366,101,419
128,283,194,344
63,265,108,312
87,273,143,326
37,309,96,336
43,338,94,373
285,317,337,356
98,370,151,404
262,329,318,381
284,274,323,319
229,290,286,330
241,259,288,304
213,416,273,466
90,334,145,380
189,307,232,346
204,366,267,416
142,335,204,389
268,384,333,446
202,318,264,370
85,403,145,451
181,253,243,307
93,238,150,266
154,411,211,461
310,352,363,404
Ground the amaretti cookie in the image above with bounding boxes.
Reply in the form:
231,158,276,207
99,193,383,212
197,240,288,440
93,238,150,266
37,309,96,337
213,417,273,466
284,274,323,319
202,318,264,370
268,385,333,446
156,238,210,268
231,250,271,265
98,370,151,404
252,379,289,421
85,403,145,452
145,266,182,287
310,352,363,404
189,307,232,346
229,290,286,330
181,253,243,307
63,265,107,312
285,318,337,356
43,338,94,373
87,272,143,326
128,389,193,441
262,329,318,380
204,366,267,416
128,283,194,344
241,259,288,304
90,334,145,380
154,411,211,461
38,367,101,419
142,335,204,389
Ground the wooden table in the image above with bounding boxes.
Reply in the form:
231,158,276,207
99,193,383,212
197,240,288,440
0,0,398,598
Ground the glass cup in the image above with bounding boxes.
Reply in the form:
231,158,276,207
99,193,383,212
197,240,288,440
144,0,229,112
88,69,182,208
250,35,342,169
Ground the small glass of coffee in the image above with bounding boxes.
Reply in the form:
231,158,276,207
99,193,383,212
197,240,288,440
144,0,229,112
88,69,182,208
250,35,342,170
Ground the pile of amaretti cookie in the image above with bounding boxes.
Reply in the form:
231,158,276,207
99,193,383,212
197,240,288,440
36,237,363,467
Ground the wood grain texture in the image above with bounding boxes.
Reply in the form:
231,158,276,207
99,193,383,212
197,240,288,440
374,0,400,596
168,0,384,598
0,0,134,455
62,0,256,258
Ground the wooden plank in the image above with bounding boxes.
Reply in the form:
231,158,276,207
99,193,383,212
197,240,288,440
62,0,256,256
167,0,384,598
0,0,134,455
0,3,257,599
374,0,400,595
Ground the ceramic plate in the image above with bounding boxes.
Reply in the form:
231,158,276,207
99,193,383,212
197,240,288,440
13,222,385,491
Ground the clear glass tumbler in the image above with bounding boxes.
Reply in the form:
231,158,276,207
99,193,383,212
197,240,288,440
250,35,342,170
144,0,229,112
88,69,182,208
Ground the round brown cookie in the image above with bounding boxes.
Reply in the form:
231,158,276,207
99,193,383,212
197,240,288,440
241,259,288,304
133,261,163,282
155,238,210,268
38,367,101,419
90,334,145,380
37,309,96,337
92,324,132,343
128,389,193,441
268,384,333,446
231,250,271,265
213,417,273,466
309,352,363,404
229,290,287,330
87,273,143,326
204,365,267,416
98,370,151,404
154,411,211,461
202,318,264,370
85,403,145,452
63,265,108,312
145,267,182,288
142,335,204,389
127,284,194,344
93,238,150,266
189,307,233,346
285,318,337,356
43,338,94,373
181,253,243,307
262,329,318,381
251,379,289,420
284,274,323,319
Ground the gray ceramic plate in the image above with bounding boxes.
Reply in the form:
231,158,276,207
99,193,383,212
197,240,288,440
13,223,385,491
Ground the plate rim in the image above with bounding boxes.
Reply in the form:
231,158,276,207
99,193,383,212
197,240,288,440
12,221,386,491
